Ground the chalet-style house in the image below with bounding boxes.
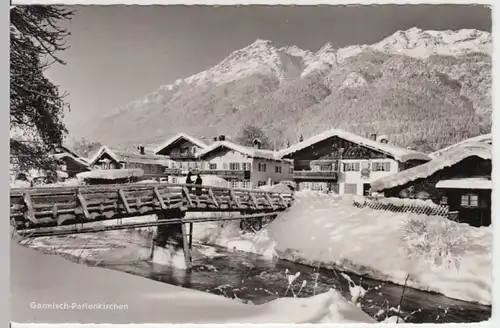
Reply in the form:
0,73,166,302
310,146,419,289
370,142,491,227
89,145,172,180
195,138,293,189
154,133,209,173
50,145,91,179
278,129,430,195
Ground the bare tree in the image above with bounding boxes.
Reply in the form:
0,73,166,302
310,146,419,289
10,6,73,172
235,123,272,149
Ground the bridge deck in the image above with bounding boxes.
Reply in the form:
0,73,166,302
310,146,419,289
10,182,294,231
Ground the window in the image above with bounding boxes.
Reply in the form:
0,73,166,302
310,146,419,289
229,163,241,170
343,162,360,172
344,183,358,195
257,181,266,187
258,163,267,172
320,165,331,172
151,165,157,173
312,182,327,192
242,162,251,171
209,163,217,170
171,177,178,184
372,162,391,172
241,181,251,189
311,165,320,172
461,194,479,207
231,180,239,188
289,167,294,174
440,196,448,205
275,165,282,174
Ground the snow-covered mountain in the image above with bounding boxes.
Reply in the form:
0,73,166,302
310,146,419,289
153,28,491,92
92,28,491,152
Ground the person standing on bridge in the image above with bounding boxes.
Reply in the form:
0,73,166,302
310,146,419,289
195,174,203,196
185,171,193,185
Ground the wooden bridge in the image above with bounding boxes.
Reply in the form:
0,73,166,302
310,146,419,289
10,182,294,268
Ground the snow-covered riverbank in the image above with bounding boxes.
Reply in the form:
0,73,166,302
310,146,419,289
193,191,492,306
11,239,375,324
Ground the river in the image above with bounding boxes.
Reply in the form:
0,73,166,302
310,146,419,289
28,230,491,324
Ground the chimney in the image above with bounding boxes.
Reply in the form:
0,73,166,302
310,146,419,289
218,135,226,141
138,145,145,155
253,138,262,149
378,135,389,144
370,133,377,141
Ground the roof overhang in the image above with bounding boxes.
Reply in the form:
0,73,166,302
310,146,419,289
436,178,492,190
154,133,208,155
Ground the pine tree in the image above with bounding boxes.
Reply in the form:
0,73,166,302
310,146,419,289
10,6,73,173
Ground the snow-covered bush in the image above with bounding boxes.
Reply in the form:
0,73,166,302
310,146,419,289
400,217,465,271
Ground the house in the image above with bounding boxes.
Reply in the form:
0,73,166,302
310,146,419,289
50,145,91,179
370,142,491,227
278,129,430,195
195,138,293,189
154,133,209,172
88,145,173,180
429,133,492,158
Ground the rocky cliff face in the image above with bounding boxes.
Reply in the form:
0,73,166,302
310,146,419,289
88,28,492,152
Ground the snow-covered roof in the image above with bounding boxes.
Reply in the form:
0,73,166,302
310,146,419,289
76,168,144,180
54,145,84,159
88,145,171,166
429,134,492,158
278,129,430,163
370,142,491,192
50,153,90,168
436,177,492,190
197,140,291,162
154,133,209,155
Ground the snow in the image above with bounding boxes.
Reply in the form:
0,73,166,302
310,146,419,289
76,168,144,181
197,140,286,161
191,191,491,306
153,132,209,154
436,177,492,190
11,239,375,324
268,192,492,305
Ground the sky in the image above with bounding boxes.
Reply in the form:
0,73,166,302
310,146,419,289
44,4,492,141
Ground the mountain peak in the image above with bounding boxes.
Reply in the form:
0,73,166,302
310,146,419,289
252,38,274,45
151,27,491,96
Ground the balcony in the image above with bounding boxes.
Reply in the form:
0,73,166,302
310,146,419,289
193,169,251,180
293,170,338,181
169,152,197,160
164,168,182,175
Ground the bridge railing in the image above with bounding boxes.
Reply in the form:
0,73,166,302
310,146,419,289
10,182,294,230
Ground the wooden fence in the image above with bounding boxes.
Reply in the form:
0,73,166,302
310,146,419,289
352,196,449,217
